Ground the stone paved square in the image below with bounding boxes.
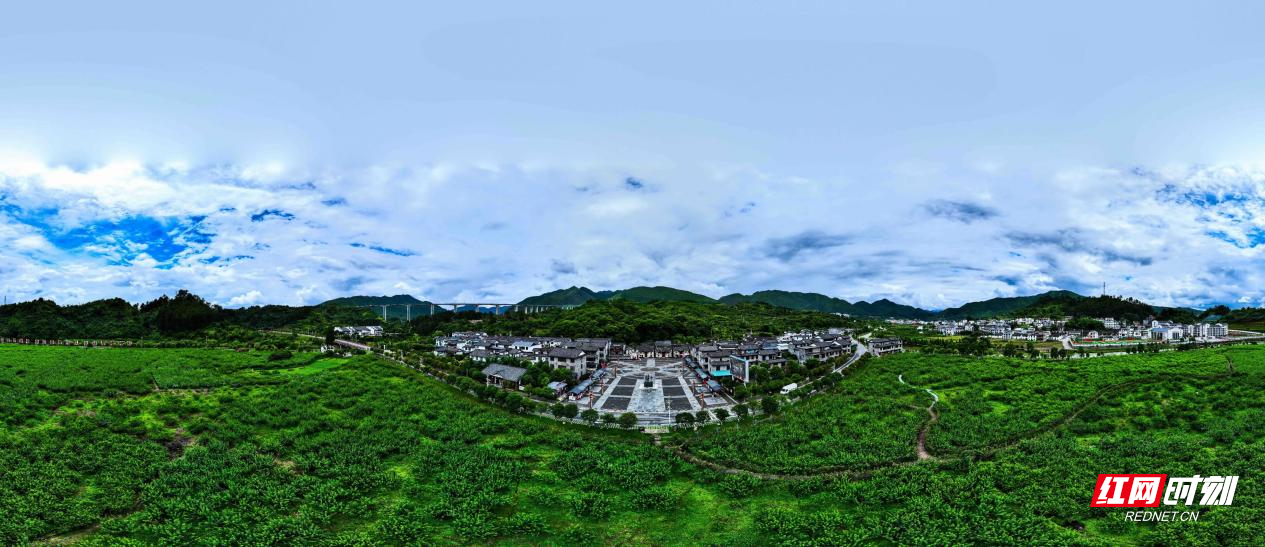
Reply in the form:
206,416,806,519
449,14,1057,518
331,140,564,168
665,397,693,411
601,397,631,411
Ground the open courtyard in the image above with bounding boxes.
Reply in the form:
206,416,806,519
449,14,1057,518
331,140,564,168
581,358,735,425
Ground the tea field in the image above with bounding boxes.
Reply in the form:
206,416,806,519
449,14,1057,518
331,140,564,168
2,343,1264,545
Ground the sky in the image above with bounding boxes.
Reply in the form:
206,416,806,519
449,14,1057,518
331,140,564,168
3,1,1265,310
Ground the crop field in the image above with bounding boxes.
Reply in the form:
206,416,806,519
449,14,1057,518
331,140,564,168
2,343,1264,544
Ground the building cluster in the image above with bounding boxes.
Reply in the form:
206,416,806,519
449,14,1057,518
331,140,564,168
334,325,384,337
685,329,855,382
435,328,871,396
905,317,1232,343
927,318,1059,340
1145,320,1229,342
432,332,615,378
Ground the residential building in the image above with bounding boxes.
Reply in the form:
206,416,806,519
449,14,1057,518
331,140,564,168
870,337,904,356
482,363,528,389
547,347,587,377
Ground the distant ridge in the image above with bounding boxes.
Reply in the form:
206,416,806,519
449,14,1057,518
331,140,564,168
319,294,432,319
718,290,932,319
935,290,1083,319
518,286,603,306
516,286,929,318
323,286,1197,321
320,294,428,307
517,285,715,306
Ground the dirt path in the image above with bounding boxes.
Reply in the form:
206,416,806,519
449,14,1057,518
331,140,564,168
898,374,939,460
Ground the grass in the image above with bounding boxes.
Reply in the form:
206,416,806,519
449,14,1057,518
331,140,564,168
4,343,1265,544
1230,321,1265,333
282,357,350,375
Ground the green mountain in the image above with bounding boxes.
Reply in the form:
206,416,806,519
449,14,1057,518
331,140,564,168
517,286,714,306
518,286,603,306
851,298,936,320
607,286,715,303
718,290,932,319
719,290,855,313
937,290,1083,319
1014,293,1198,323
511,285,1191,321
320,294,427,307
319,294,432,320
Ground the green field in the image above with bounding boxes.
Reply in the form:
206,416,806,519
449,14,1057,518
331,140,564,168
2,343,1263,544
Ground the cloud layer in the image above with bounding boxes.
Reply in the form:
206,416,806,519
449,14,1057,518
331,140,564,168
2,161,1264,310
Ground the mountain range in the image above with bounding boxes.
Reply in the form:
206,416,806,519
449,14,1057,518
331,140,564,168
512,286,1043,319
322,286,1199,320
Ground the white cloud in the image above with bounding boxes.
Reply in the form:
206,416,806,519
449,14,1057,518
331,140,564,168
0,161,1264,310
227,290,264,307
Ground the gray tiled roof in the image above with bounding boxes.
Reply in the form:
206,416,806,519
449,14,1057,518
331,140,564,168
482,363,528,382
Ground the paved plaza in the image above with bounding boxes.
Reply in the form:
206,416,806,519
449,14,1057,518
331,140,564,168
581,358,735,424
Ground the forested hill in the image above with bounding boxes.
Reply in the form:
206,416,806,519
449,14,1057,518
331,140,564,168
512,286,1211,321
516,286,716,306
0,291,379,339
517,286,604,306
719,290,855,314
320,294,428,307
518,286,927,318
410,299,850,343
936,290,1083,319
1014,293,1200,323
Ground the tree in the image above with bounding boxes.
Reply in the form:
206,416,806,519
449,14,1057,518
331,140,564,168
674,413,695,426
760,397,779,416
713,408,730,422
580,409,599,424
618,413,638,429
504,393,525,413
695,410,711,424
1066,317,1105,331
600,413,617,426
733,403,750,419
324,328,336,345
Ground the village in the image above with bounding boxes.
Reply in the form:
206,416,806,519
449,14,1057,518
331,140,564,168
406,328,902,424
892,316,1232,345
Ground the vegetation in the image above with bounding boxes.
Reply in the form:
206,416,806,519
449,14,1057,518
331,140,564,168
0,290,383,340
409,299,856,344
936,290,1083,319
514,286,1210,321
681,358,925,474
517,285,717,306
4,341,1265,544
1016,293,1199,323
717,290,933,319
1218,306,1265,332
1,344,833,545
318,294,429,320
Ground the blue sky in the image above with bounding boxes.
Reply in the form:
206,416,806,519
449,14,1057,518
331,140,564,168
3,1,1265,309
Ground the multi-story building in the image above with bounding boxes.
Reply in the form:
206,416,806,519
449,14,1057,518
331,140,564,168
870,337,904,356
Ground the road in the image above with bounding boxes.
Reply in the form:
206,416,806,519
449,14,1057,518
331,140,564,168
264,330,371,351
833,338,868,374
